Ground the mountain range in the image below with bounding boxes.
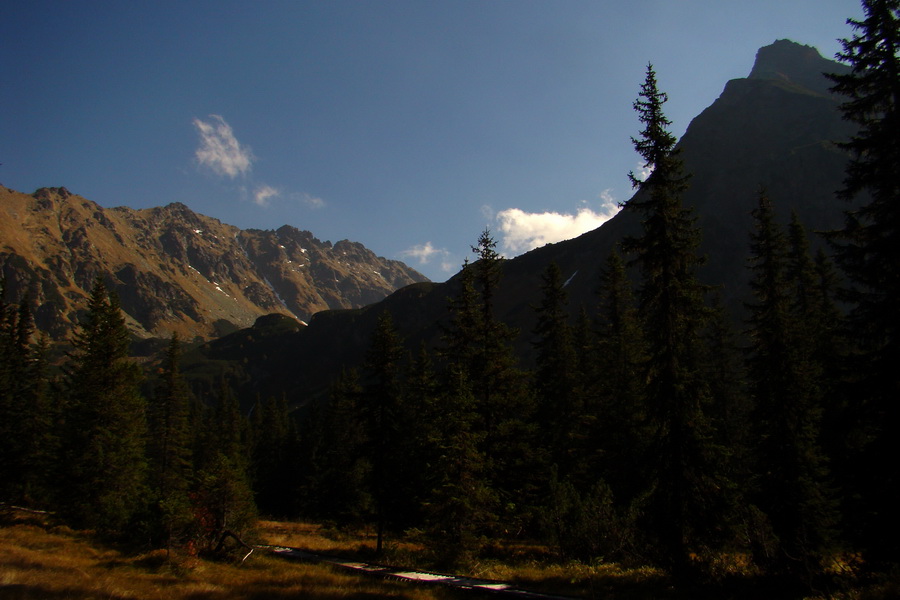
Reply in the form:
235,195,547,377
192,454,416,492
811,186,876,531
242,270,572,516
0,186,427,341
3,39,859,405
180,40,861,405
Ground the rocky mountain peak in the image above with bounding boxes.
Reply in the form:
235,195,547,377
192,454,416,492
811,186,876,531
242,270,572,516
748,39,848,95
32,186,73,200
0,186,428,341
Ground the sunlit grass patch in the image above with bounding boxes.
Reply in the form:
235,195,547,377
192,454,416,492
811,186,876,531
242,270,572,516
256,521,673,599
11,515,884,600
0,517,451,600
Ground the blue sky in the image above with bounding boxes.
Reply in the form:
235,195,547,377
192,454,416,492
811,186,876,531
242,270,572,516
2,1,861,281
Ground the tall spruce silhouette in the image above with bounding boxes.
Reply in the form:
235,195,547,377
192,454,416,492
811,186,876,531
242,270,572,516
827,0,900,562
622,64,729,577
745,192,836,577
363,310,405,554
148,333,194,552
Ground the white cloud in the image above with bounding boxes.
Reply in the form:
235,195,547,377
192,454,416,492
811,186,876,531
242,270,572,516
400,241,441,264
600,188,617,206
495,197,620,254
399,241,455,272
193,115,254,178
298,193,325,209
253,184,280,206
631,162,654,185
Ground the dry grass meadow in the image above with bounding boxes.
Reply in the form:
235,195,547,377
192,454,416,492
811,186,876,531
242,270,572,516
0,514,451,600
2,513,896,600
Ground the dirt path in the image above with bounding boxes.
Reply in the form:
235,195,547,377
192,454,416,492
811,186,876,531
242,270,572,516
261,545,578,599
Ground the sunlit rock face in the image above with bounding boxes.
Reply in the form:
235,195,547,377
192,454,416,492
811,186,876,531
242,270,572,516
0,186,428,341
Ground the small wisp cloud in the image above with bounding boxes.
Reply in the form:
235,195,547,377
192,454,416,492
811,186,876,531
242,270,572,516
400,241,441,264
631,162,654,186
399,242,456,274
253,185,280,206
296,193,326,210
193,115,254,178
193,115,324,211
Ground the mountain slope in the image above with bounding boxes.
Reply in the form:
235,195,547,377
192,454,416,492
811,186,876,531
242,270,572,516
184,40,860,404
493,40,855,326
0,186,427,340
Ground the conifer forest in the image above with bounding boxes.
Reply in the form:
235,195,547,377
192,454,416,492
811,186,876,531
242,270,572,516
2,1,899,595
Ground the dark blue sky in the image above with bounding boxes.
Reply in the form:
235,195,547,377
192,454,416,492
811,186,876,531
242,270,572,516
2,0,861,281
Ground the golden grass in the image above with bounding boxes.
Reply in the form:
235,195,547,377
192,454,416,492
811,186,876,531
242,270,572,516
255,521,900,600
5,515,895,600
257,520,425,559
0,515,452,600
255,520,672,600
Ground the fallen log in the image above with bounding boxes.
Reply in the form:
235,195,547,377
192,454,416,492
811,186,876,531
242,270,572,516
213,529,255,564
0,502,56,516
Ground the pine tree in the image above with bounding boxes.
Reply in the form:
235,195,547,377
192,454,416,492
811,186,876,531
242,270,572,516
438,234,538,533
570,306,598,467
398,344,442,528
424,366,491,562
0,287,52,505
745,193,836,577
622,65,728,576
469,230,538,531
811,249,852,486
592,250,647,502
827,0,900,561
786,214,843,384
193,379,256,551
250,395,297,518
295,397,326,519
148,333,194,551
313,369,371,524
703,293,750,495
0,287,26,502
467,229,528,438
61,277,148,536
531,262,578,478
440,259,481,377
363,310,405,554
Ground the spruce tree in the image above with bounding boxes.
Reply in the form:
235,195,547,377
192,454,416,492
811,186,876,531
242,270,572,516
827,0,900,561
193,380,256,551
531,262,578,478
0,288,26,502
467,229,529,439
440,259,481,378
313,369,371,524
148,333,195,550
570,306,598,462
622,65,728,576
424,366,491,562
295,397,326,519
703,294,750,495
20,333,55,505
398,344,442,529
61,277,148,536
786,214,843,388
438,234,538,533
745,193,836,577
470,230,538,531
363,310,405,554
0,287,52,506
592,250,647,502
250,395,297,518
